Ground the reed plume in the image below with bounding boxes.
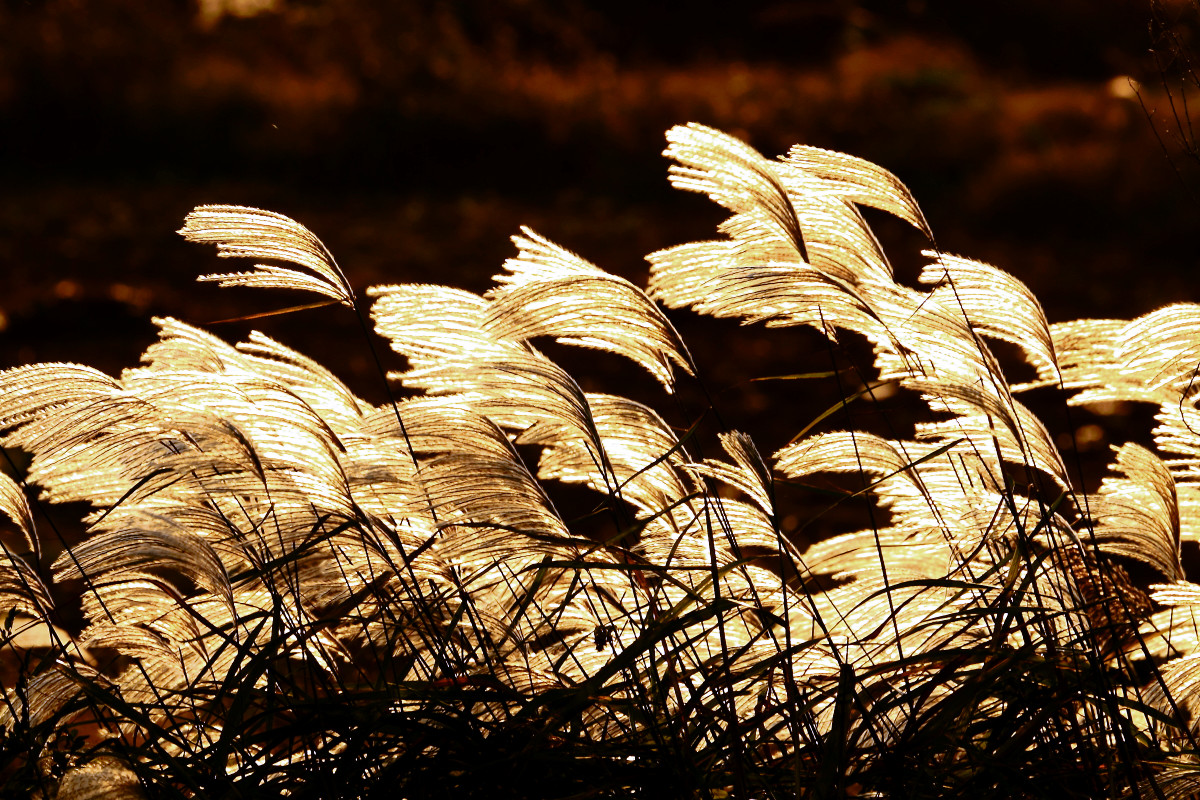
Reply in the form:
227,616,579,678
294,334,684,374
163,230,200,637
2,123,1199,798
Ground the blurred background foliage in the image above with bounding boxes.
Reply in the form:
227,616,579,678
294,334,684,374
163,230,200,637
1,0,1199,477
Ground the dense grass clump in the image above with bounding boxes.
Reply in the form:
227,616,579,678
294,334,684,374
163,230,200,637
3,124,1200,798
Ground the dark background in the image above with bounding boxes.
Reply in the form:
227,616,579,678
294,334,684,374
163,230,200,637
2,0,1200,519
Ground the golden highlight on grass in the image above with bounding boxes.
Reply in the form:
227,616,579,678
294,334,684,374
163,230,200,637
2,124,1200,798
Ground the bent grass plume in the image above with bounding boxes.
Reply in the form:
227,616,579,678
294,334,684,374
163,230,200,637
2,124,1200,797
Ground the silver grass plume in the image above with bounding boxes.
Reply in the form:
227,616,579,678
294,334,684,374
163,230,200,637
0,123,1197,797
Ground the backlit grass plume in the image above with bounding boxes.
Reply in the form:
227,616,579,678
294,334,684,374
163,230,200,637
3,124,1200,798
